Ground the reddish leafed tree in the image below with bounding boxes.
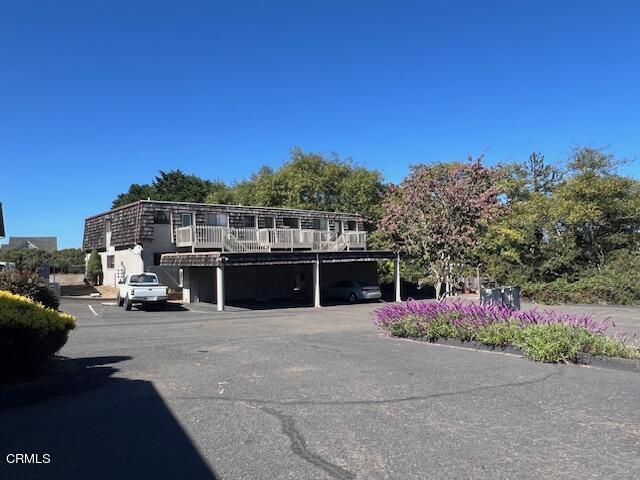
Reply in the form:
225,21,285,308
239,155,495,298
380,157,503,297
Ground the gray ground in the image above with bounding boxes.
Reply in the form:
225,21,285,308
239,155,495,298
2,299,640,480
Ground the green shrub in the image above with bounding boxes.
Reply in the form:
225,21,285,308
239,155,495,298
518,324,583,362
0,290,75,376
522,275,640,305
85,249,102,285
0,270,60,310
474,321,522,347
517,324,640,363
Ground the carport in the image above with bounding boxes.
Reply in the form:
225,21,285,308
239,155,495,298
160,250,400,311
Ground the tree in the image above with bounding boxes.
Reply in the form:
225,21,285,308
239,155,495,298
0,248,50,271
112,184,156,208
152,170,214,203
86,250,103,285
49,248,86,273
479,147,640,286
551,149,640,272
380,157,502,298
112,170,231,208
231,148,386,229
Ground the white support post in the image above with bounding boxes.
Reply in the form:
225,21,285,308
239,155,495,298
394,254,401,302
313,258,321,308
216,265,225,312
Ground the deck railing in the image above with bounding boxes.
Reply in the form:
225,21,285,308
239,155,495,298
175,226,366,252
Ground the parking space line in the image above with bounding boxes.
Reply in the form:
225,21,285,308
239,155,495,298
88,304,99,316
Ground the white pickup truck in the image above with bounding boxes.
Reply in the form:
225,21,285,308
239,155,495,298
117,273,169,310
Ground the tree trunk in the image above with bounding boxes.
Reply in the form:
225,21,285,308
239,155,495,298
435,281,443,300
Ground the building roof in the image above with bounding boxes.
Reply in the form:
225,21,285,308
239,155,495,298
0,236,58,252
85,199,362,221
160,250,396,267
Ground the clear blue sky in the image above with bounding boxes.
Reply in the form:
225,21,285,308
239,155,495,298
1,1,639,248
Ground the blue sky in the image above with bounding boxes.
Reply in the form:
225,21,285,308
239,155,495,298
1,0,639,248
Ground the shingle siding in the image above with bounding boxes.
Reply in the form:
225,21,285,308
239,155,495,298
83,200,364,252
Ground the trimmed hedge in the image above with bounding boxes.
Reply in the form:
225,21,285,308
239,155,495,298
0,270,60,310
0,290,75,376
374,300,640,363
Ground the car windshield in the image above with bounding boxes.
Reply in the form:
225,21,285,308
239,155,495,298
129,274,157,284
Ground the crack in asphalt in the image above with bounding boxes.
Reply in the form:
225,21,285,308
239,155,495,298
171,370,562,406
260,406,356,480
171,371,562,478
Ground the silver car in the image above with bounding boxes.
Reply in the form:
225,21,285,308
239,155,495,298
323,280,382,303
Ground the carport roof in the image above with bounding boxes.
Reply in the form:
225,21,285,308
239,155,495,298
160,250,396,267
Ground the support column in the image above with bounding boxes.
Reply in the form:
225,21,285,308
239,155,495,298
313,258,321,308
394,254,401,302
216,265,225,312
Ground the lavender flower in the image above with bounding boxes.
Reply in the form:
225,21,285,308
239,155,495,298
373,299,609,334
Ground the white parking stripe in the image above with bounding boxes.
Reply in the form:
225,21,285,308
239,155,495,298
88,305,99,316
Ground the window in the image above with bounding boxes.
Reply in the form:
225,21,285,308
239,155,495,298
181,213,193,227
312,218,328,230
129,274,158,284
106,255,114,269
154,210,169,224
105,219,112,233
240,215,256,228
346,220,357,231
262,216,275,229
283,217,300,229
206,213,228,227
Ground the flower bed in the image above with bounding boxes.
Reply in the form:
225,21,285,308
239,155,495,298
374,300,640,363
0,290,76,376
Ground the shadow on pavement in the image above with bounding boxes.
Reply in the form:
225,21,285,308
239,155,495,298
0,355,217,480
134,302,190,312
226,297,314,310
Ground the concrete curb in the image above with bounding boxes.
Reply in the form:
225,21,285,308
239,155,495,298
410,337,640,372
60,296,117,301
0,357,91,410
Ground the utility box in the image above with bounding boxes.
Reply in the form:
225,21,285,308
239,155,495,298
480,286,521,310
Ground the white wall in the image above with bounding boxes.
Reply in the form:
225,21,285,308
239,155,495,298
99,248,144,287
142,224,182,290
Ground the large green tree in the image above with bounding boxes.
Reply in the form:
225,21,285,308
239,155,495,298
112,170,231,208
480,148,640,285
225,148,386,229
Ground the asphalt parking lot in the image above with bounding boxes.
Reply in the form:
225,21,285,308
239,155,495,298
2,299,640,479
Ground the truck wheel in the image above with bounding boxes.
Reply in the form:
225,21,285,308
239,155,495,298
125,296,132,311
117,293,124,307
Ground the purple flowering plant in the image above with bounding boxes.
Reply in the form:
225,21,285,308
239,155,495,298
373,300,640,363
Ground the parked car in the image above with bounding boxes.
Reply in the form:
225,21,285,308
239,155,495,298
0,261,16,272
117,273,169,311
323,279,382,303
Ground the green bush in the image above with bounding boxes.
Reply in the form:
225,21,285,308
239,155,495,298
85,249,102,285
517,324,640,363
0,290,75,376
0,270,60,310
474,321,522,347
522,275,640,305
